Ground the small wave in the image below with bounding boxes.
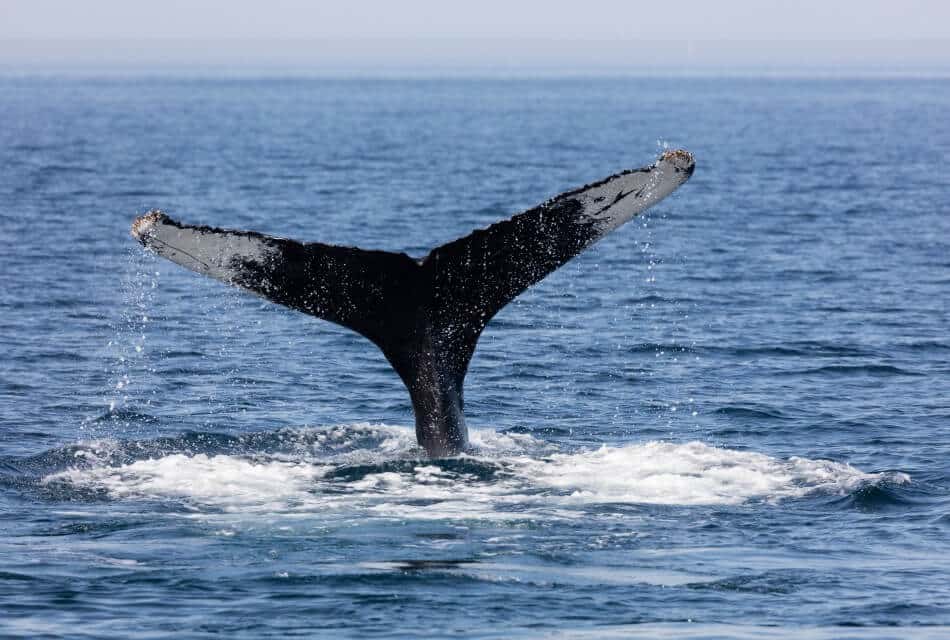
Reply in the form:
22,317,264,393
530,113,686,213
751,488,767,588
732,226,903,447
109,190,172,198
36,164,97,174
87,407,160,425
711,405,789,421
722,342,880,359
22,425,909,520
895,340,950,352
686,571,797,594
786,364,922,377
822,480,917,511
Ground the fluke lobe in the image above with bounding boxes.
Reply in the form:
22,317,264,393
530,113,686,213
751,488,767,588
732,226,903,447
131,150,695,457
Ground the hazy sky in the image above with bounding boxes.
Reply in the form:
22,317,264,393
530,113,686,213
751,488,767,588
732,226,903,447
2,0,948,73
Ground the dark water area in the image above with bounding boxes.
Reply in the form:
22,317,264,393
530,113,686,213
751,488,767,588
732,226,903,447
0,76,948,638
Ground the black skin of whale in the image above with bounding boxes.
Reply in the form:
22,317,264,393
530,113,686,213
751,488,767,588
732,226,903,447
131,151,695,457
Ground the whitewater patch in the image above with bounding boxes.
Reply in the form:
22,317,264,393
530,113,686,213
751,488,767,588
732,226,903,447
515,441,904,506
41,425,909,520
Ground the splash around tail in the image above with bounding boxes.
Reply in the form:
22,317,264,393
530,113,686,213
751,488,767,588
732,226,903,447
132,151,695,456
27,424,908,515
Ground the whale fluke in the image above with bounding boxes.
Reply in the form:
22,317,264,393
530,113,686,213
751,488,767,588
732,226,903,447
132,150,695,456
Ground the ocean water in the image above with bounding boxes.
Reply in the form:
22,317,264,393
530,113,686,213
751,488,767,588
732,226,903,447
0,76,948,638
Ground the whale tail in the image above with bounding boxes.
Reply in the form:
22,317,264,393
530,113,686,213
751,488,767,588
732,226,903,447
131,150,695,456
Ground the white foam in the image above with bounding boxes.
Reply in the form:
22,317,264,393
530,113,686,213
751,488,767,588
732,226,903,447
43,426,909,520
513,440,897,505
49,454,329,512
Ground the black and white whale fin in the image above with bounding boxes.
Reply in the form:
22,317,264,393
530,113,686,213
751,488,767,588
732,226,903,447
131,149,694,385
423,149,695,376
130,212,422,355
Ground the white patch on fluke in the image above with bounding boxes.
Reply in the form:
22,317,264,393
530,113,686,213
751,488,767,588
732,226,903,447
44,425,908,521
574,150,694,236
132,211,280,287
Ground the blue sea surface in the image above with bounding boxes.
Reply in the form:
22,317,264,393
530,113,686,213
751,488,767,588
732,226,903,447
0,77,948,638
